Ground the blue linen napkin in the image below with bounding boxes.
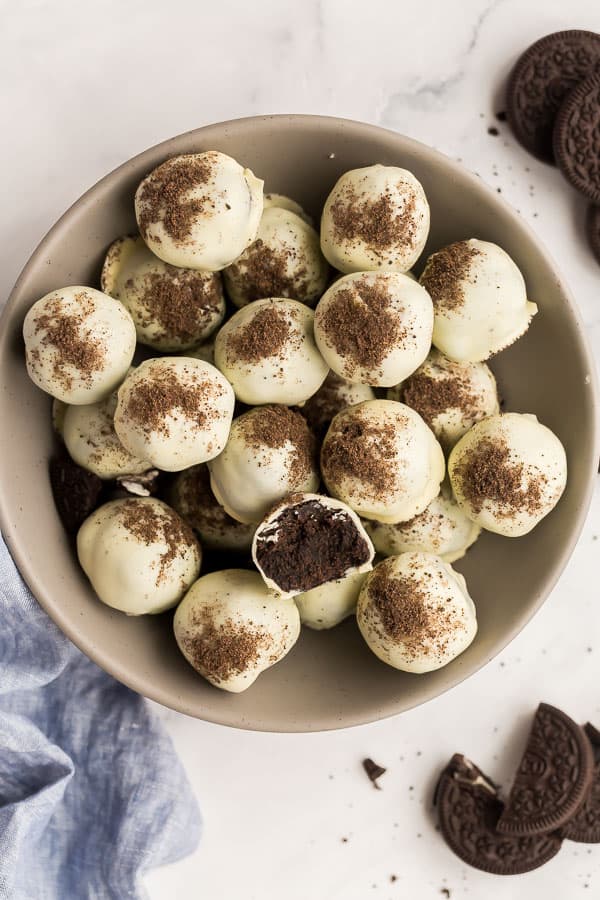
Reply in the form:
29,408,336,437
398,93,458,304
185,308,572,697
0,534,202,900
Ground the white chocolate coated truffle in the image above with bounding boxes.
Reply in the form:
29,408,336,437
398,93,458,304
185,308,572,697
208,405,319,524
364,484,480,564
448,413,567,537
420,239,538,362
77,498,201,615
114,357,234,472
388,348,500,450
63,382,151,480
263,193,313,225
357,552,477,673
170,464,255,552
135,152,264,271
224,206,329,308
295,570,368,630
214,298,329,405
101,235,225,351
300,371,375,437
251,493,374,599
314,272,433,387
321,399,445,524
320,165,430,274
173,569,300,693
23,287,136,404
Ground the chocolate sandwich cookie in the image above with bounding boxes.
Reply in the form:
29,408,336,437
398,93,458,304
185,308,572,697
563,724,600,843
497,703,594,836
554,73,600,203
435,754,562,874
586,205,600,265
49,454,102,533
506,30,600,163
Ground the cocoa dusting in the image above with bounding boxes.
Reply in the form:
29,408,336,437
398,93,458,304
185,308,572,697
123,365,223,436
368,565,461,660
420,241,482,311
254,498,371,593
137,154,216,244
330,187,418,254
455,437,543,517
318,276,406,376
369,567,430,641
33,295,106,391
226,304,293,363
401,372,477,427
228,240,310,304
322,415,399,495
242,405,316,484
119,500,198,585
135,268,223,342
183,615,270,682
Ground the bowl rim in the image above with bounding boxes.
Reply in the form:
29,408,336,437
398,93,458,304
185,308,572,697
1,113,599,732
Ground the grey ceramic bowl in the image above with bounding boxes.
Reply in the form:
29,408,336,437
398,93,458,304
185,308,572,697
0,115,598,732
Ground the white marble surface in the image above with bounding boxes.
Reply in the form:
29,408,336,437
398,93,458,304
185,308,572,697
3,0,600,897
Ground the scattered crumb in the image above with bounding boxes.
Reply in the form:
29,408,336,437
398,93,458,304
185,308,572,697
390,875,398,883
341,836,348,843
362,757,387,789
440,889,451,899
496,110,507,122
488,126,499,136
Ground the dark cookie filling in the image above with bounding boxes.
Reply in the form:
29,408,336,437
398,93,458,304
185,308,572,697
254,498,370,593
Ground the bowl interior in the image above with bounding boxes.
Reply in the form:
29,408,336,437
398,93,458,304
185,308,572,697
0,115,597,732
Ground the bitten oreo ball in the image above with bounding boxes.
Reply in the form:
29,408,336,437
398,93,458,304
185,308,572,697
214,297,329,405
101,235,225,351
114,357,235,472
314,272,433,387
207,405,319,524
223,206,329,308
357,552,477,673
252,493,374,599
320,165,430,273
321,399,445,524
173,569,300,693
23,287,136,405
135,151,264,270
